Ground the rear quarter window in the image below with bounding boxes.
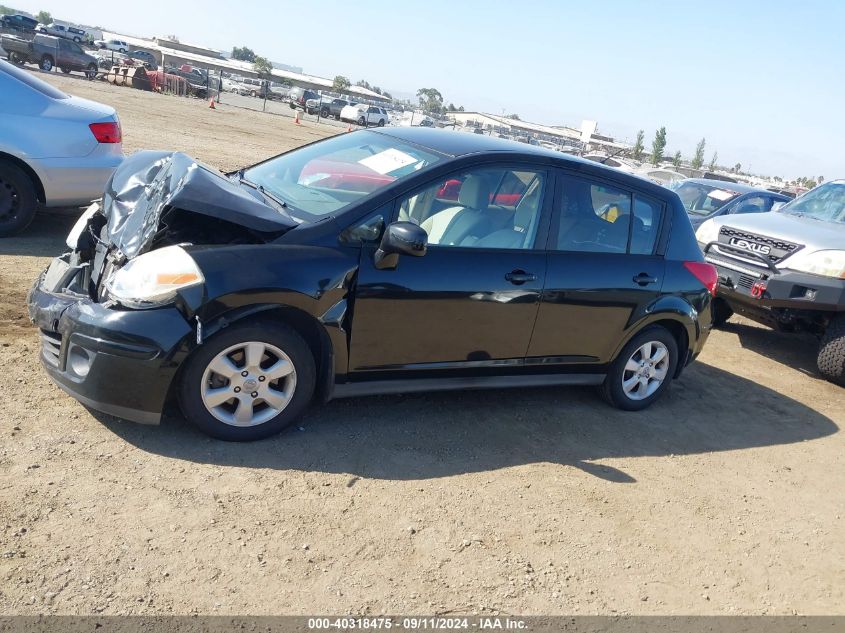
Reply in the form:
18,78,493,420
0,61,68,99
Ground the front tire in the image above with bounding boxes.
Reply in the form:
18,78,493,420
600,326,679,410
85,63,97,79
0,161,38,237
358,116,366,127
178,321,316,441
711,298,733,328
320,107,329,118
818,315,845,386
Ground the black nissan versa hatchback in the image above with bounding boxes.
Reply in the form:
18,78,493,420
28,128,716,441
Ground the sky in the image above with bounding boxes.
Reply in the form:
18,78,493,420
11,0,845,179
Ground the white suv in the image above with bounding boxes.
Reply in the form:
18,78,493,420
340,104,389,127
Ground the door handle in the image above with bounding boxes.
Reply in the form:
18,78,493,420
505,270,537,285
633,273,658,286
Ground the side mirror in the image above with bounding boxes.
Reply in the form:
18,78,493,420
374,222,427,270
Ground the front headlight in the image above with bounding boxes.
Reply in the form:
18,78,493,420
106,245,204,308
784,250,845,279
695,218,720,246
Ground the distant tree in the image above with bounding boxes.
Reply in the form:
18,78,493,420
372,86,383,95
36,10,51,23
381,91,392,100
356,79,371,89
508,113,520,120
458,105,465,112
734,162,742,173
332,75,350,92
232,46,256,62
446,102,457,112
692,138,706,170
650,127,667,165
672,151,682,169
417,87,443,114
252,56,273,78
0,6,15,16
818,175,825,183
631,130,645,162
708,152,718,171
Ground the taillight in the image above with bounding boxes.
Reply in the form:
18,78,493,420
89,121,121,144
684,261,718,295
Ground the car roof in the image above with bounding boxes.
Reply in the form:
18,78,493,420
680,178,773,195
371,128,672,198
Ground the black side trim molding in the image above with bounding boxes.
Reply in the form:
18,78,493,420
331,373,606,399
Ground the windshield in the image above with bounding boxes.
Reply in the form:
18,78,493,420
243,131,443,220
670,181,740,216
777,181,845,223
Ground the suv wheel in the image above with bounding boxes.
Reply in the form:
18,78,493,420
378,119,385,127
358,116,366,127
818,314,845,386
178,321,316,441
320,107,329,118
85,63,98,79
39,55,53,71
8,51,24,65
712,298,733,328
0,161,38,237
600,326,678,410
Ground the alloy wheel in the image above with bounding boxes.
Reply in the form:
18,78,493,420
201,341,297,427
621,340,670,401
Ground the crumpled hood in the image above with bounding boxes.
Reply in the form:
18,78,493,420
101,151,296,259
714,210,845,251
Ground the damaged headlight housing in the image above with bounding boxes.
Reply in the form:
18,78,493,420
106,245,204,308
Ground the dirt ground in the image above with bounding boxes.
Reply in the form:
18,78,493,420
0,73,843,616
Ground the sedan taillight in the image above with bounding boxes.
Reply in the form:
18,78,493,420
89,121,122,144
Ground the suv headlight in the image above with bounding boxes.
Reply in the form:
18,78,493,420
785,250,845,279
106,245,204,308
695,219,720,246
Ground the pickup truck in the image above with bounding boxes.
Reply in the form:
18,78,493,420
307,97,354,119
2,33,98,78
697,180,845,386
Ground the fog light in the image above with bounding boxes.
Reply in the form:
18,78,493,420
68,345,92,377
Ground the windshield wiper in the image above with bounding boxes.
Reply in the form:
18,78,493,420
236,170,287,208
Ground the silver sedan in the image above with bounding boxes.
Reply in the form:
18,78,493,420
0,59,123,236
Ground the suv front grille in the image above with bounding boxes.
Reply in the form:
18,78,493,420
40,330,63,368
718,227,802,264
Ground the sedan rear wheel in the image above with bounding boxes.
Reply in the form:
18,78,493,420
600,326,678,410
179,321,316,441
0,161,38,237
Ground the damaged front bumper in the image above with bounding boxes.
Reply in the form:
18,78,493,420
27,255,194,424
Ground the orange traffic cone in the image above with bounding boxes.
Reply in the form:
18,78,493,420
208,98,215,109
294,110,300,125
347,124,352,132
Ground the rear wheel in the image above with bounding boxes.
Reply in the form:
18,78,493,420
378,119,385,127
85,63,97,79
0,161,38,237
39,55,53,71
60,66,71,74
358,116,366,127
8,51,24,65
320,107,329,118
178,321,316,441
712,298,733,328
818,315,845,387
600,326,679,410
